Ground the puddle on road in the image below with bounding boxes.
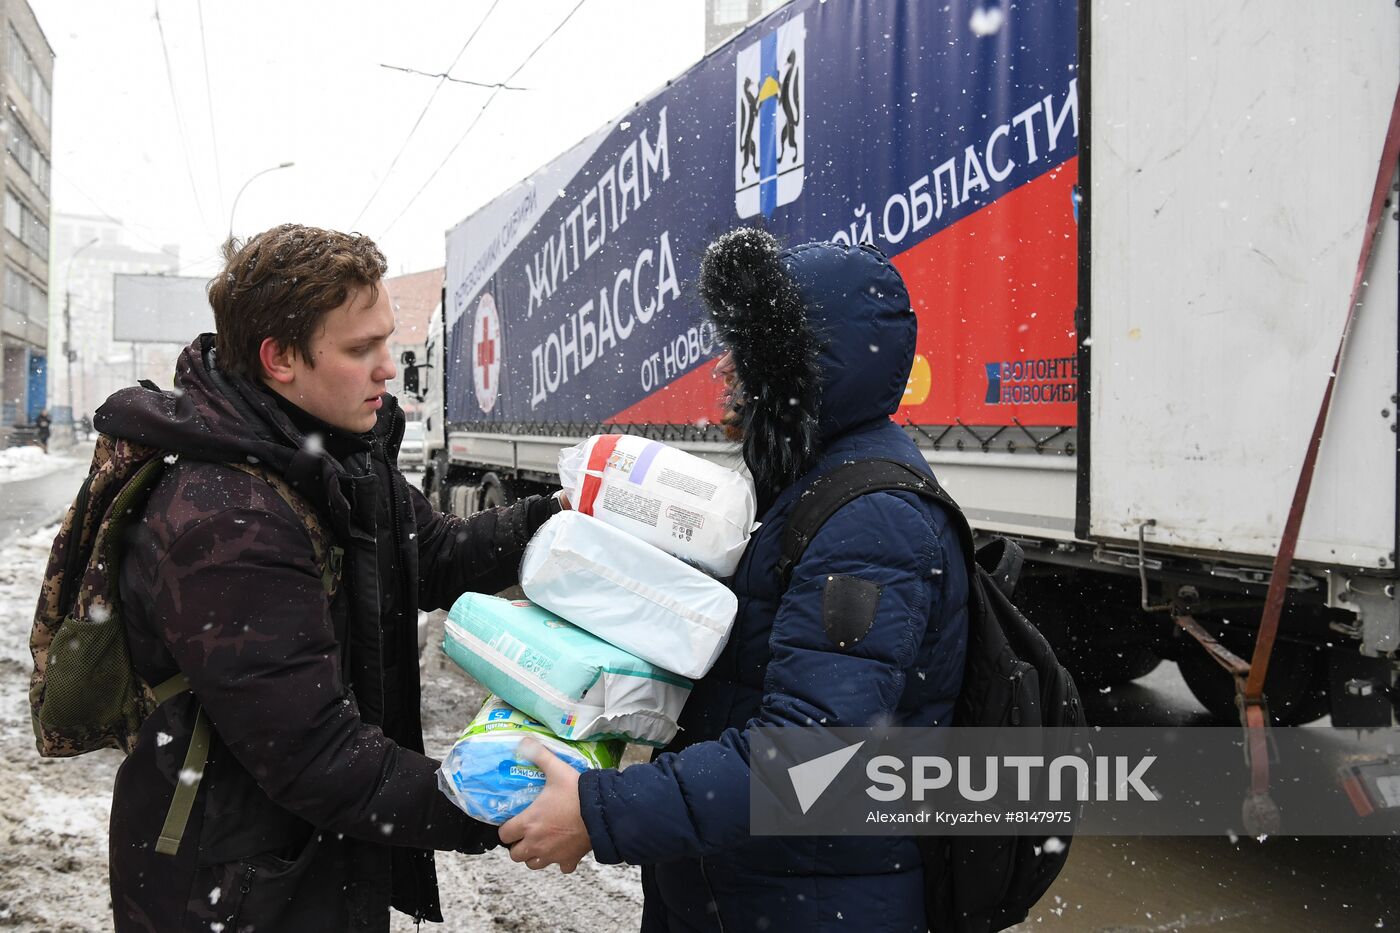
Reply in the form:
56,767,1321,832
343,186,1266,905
1019,835,1399,931
1019,665,1398,930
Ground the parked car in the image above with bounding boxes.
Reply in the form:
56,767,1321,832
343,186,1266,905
398,419,425,470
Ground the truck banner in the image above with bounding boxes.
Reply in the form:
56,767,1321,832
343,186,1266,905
444,0,1078,429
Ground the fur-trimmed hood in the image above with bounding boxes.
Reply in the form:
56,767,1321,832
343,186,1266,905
699,229,915,496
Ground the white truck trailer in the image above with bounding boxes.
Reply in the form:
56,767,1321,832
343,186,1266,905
416,0,1400,728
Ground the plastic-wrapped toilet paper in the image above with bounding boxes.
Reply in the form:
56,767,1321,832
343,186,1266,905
520,511,738,679
443,592,690,745
437,695,623,825
559,434,756,577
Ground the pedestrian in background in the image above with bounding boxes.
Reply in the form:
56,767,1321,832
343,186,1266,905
33,409,50,452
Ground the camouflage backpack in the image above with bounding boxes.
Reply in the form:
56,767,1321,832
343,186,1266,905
29,432,342,855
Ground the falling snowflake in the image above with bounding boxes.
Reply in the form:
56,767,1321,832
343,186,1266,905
969,5,1006,37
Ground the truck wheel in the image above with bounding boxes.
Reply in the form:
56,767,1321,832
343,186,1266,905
425,451,452,512
1176,639,1330,725
1009,574,1159,688
1050,639,1160,688
480,472,515,510
1069,644,1161,688
422,465,440,509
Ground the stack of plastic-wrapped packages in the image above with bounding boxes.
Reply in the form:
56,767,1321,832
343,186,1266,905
437,435,757,824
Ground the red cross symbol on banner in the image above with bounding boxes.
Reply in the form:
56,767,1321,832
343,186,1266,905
476,319,496,391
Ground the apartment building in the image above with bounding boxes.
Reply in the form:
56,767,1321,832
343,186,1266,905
0,0,51,441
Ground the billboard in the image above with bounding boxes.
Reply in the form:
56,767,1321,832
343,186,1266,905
445,0,1078,429
113,274,213,344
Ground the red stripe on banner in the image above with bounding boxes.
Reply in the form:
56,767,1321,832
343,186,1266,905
606,362,727,426
894,157,1079,427
578,434,621,516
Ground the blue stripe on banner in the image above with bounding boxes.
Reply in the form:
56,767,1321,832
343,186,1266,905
760,31,778,217
629,440,664,484
441,0,1081,427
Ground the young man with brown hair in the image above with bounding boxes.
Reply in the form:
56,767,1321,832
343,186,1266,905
98,224,562,930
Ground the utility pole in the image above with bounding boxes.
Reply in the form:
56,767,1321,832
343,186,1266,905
63,237,99,425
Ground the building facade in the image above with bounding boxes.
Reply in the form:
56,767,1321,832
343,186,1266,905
0,0,52,440
384,267,443,422
50,213,181,425
705,0,791,51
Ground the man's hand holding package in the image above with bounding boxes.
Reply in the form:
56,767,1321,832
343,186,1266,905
499,738,592,873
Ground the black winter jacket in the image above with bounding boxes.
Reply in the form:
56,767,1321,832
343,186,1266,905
99,335,554,931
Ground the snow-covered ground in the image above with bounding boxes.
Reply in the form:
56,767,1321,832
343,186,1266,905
0,517,642,931
0,446,84,485
0,523,121,930
7,488,1397,930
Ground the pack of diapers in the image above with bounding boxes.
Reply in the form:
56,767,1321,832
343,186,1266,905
520,511,738,679
558,434,757,578
437,694,624,825
442,593,690,746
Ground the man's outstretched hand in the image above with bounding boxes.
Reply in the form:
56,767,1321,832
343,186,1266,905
499,738,592,873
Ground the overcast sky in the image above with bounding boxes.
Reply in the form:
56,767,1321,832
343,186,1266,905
31,0,705,275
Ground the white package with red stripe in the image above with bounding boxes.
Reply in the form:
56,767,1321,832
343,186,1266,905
557,434,757,578
520,510,738,679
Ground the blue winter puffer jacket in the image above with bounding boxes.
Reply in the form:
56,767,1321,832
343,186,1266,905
578,240,969,933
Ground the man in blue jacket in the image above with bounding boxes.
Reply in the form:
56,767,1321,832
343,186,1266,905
501,229,970,932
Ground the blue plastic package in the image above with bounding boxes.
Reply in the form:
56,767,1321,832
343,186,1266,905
437,694,624,825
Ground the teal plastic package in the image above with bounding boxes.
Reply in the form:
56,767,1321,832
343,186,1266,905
442,593,691,746
437,695,623,825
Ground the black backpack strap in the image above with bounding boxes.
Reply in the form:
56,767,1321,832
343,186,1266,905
776,458,975,589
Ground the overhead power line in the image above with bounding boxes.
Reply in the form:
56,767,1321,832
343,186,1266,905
53,166,183,263
349,0,503,230
377,0,590,240
172,248,228,276
153,0,213,235
378,63,528,91
195,0,226,216
54,166,225,276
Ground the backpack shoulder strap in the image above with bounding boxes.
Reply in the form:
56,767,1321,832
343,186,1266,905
149,458,343,858
222,461,343,597
30,435,167,752
776,458,975,589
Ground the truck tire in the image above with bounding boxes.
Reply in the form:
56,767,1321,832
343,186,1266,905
480,472,515,510
422,464,441,510
1044,635,1160,689
424,451,451,512
1010,573,1160,688
1069,644,1162,688
1176,638,1330,726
